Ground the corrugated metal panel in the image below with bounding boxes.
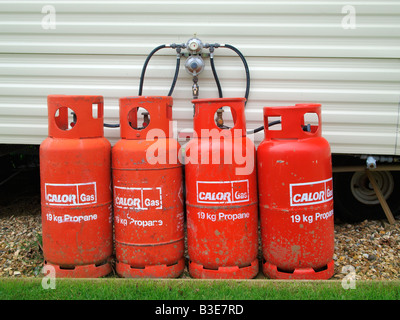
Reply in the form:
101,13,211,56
0,0,399,156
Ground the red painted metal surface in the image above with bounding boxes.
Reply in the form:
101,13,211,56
257,104,334,279
40,95,112,278
112,96,185,278
185,98,259,279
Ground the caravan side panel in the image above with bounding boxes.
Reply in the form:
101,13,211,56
0,1,399,155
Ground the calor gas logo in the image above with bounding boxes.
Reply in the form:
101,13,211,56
196,180,249,204
45,182,97,206
290,178,333,206
114,186,162,210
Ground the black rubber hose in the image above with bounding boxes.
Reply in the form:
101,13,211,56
222,45,269,134
251,125,264,134
210,53,223,98
248,120,281,134
104,44,168,128
138,44,167,96
104,123,120,128
223,44,250,103
168,55,180,97
213,44,251,130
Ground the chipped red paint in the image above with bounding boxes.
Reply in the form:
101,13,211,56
185,98,259,279
112,96,184,278
40,95,112,278
258,104,334,279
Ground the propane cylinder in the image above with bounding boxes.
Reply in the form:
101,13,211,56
258,104,334,279
112,96,185,278
40,95,112,278
185,98,259,279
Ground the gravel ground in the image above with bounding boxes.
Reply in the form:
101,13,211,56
332,219,400,280
0,170,43,278
0,169,399,280
0,198,42,277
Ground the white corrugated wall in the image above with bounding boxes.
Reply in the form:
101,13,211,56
0,0,399,155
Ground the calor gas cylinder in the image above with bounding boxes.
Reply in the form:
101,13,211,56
112,96,185,278
185,98,259,279
257,104,334,279
40,95,113,278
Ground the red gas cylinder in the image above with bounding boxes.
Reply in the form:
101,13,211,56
40,95,112,278
112,96,185,278
258,104,334,279
185,98,259,279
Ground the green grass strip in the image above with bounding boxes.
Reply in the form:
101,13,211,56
0,278,399,300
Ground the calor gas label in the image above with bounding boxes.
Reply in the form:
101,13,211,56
290,178,333,207
114,186,162,210
196,180,249,204
44,182,97,206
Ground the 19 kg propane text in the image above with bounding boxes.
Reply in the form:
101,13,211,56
115,215,163,227
290,209,333,224
45,213,97,223
197,211,250,222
